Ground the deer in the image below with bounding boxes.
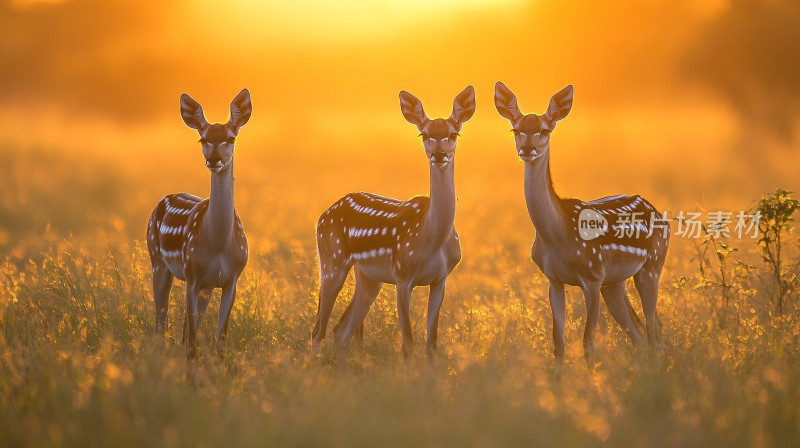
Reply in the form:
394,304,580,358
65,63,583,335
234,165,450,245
494,82,669,367
311,86,476,364
146,89,252,360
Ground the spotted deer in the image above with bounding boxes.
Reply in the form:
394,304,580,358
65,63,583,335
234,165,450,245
494,82,668,366
311,86,476,363
146,89,252,360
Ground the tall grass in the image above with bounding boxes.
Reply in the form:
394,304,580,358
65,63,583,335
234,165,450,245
1,145,799,446
1,237,799,447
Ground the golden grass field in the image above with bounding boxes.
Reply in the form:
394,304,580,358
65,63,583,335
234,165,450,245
0,137,798,447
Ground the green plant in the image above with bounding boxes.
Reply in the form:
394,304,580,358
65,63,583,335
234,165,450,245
753,189,800,316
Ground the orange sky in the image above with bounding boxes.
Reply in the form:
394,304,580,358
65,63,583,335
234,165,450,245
1,0,799,207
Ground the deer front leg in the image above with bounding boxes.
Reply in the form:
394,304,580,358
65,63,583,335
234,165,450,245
396,281,414,362
582,284,602,368
196,289,213,332
426,278,447,364
215,277,238,359
549,281,566,364
184,281,200,360
182,289,212,344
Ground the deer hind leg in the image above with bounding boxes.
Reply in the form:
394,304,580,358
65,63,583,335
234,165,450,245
311,261,350,353
633,266,662,346
152,261,173,338
333,267,381,361
335,297,366,350
626,299,646,339
601,281,643,347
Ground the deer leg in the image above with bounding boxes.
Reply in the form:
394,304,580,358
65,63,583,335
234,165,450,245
215,278,238,359
312,265,349,353
582,284,602,368
626,299,646,338
425,277,447,364
184,281,200,360
152,262,173,338
355,323,365,348
395,281,415,362
333,268,381,361
548,281,566,364
181,314,187,345
183,288,212,344
334,294,366,350
196,289,213,331
633,269,661,347
601,281,643,347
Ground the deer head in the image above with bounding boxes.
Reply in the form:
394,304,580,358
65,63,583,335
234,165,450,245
400,86,476,169
180,89,252,173
495,82,573,163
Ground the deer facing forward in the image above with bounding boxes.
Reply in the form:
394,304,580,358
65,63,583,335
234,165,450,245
312,86,476,363
147,89,252,360
494,82,668,367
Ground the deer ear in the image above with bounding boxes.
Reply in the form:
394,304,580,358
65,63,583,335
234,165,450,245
228,88,252,132
399,90,428,127
450,85,476,126
543,85,573,128
180,94,208,131
494,81,522,122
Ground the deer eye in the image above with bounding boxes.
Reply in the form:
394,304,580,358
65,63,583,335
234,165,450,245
449,133,459,140
199,138,208,144
419,133,429,140
226,137,235,144
512,129,520,136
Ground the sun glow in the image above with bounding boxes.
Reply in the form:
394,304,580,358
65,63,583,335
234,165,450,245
186,0,524,44
8,0,67,7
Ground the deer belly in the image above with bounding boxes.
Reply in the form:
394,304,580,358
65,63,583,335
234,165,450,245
356,257,396,284
192,269,227,288
412,253,449,286
603,259,646,284
165,260,187,281
541,261,582,285
192,258,242,288
534,246,581,285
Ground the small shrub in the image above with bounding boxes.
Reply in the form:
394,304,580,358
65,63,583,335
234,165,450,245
753,189,800,315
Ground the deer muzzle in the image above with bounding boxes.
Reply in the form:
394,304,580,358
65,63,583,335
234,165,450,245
430,152,450,168
206,156,225,172
519,146,539,162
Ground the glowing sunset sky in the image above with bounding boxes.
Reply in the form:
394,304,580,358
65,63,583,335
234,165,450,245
1,0,798,203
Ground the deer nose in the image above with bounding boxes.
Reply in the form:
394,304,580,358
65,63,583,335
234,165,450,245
431,152,451,165
519,146,537,157
206,156,223,168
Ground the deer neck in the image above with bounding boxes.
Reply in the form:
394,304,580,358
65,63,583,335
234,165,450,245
424,162,456,249
205,160,236,252
524,150,567,245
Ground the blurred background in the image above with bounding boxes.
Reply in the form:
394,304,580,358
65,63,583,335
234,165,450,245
1,0,799,264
